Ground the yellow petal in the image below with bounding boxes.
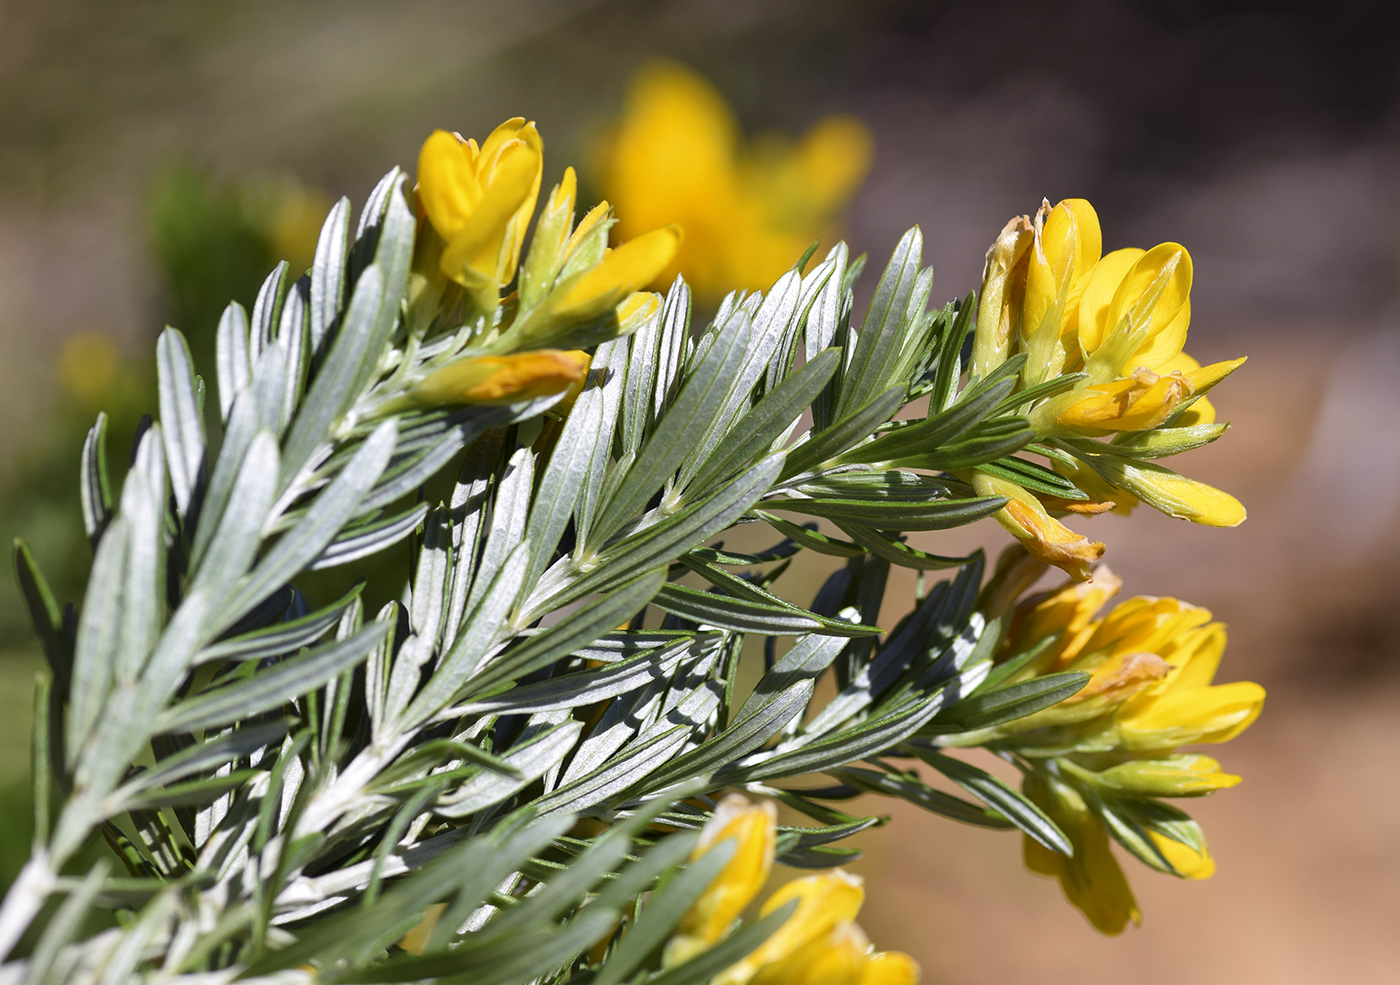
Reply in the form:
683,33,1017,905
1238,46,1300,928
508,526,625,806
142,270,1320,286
1076,248,1144,354
417,129,481,241
795,115,874,213
1023,198,1102,343
1086,458,1246,527
738,871,864,976
412,350,589,406
675,795,777,947
975,472,1104,581
1149,832,1216,879
554,224,684,321
1008,566,1122,664
1117,680,1265,750
750,921,871,985
1056,368,1193,433
438,139,542,288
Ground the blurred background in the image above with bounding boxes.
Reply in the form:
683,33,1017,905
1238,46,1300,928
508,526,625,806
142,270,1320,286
2,0,1399,980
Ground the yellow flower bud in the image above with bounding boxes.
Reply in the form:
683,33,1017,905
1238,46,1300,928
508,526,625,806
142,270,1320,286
416,121,543,311
1022,198,1102,379
412,350,589,406
1093,754,1241,797
553,225,684,323
673,795,777,952
971,214,1034,380
973,471,1104,581
1149,832,1216,880
1084,457,1246,527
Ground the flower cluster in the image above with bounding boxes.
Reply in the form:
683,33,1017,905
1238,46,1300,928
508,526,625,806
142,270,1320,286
969,199,1247,579
407,119,681,407
666,795,919,985
949,559,1265,933
596,60,872,299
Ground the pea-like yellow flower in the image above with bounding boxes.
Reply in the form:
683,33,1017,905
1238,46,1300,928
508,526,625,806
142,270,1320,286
597,60,872,298
715,870,865,985
412,349,589,406
1005,565,1123,666
416,121,543,312
972,471,1104,581
1077,243,1192,381
1020,199,1102,380
552,225,684,323
1023,774,1140,935
666,794,777,965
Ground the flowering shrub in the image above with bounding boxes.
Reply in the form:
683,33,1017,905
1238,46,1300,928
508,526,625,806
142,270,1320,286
2,102,1258,983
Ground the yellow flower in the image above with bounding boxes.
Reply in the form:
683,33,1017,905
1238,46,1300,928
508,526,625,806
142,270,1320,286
58,331,121,402
972,471,1105,581
1083,457,1246,527
666,794,777,965
1149,832,1216,880
416,120,543,312
1023,774,1140,935
750,921,871,985
1076,243,1193,380
412,349,589,405
1057,367,1194,433
715,870,865,985
1005,566,1123,666
1021,198,1102,379
860,951,921,985
597,60,872,298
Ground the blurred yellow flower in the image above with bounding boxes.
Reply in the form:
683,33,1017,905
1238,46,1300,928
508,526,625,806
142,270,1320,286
1023,774,1141,935
412,349,589,405
667,794,777,965
417,120,544,311
597,60,872,298
58,331,120,402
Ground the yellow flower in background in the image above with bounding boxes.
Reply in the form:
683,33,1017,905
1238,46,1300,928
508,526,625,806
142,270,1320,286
1023,774,1141,935
412,349,589,405
667,794,777,965
58,332,121,403
597,60,872,298
417,120,544,311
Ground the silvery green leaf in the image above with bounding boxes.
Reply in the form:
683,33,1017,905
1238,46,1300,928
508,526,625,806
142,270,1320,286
250,336,290,438
435,722,582,818
837,227,922,416
309,197,352,360
805,244,848,362
837,523,977,570
974,455,1087,500
753,512,865,557
467,446,533,615
526,343,621,586
781,386,905,479
620,303,664,455
24,859,108,985
215,301,252,421
276,275,311,431
654,583,870,637
672,558,879,637
562,337,625,550
457,638,697,716
644,681,812,792
156,328,205,518
590,309,752,545
112,446,165,685
535,725,689,815
534,453,782,615
79,413,112,547
558,676,668,788
107,720,292,809
249,261,290,362
309,502,427,570
722,688,951,783
67,516,126,766
765,490,1005,532
404,542,528,727
156,621,391,734
441,432,502,648
467,567,664,699
188,389,263,573
227,420,396,623
653,276,691,421
685,347,841,493
737,632,848,721
1108,422,1230,460
908,417,1035,471
929,671,1090,733
197,583,363,664
845,374,1016,465
917,750,1070,854
834,765,1011,828
13,542,69,695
